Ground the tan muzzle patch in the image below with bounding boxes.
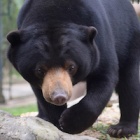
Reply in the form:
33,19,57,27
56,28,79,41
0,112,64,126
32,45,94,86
42,68,72,105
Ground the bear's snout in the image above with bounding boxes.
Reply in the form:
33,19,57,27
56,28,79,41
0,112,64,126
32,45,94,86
51,89,68,105
42,68,72,106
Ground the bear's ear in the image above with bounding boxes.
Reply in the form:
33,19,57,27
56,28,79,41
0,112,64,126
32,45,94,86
88,26,98,44
7,30,21,46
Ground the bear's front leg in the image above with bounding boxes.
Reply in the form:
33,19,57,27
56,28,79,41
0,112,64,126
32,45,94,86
32,86,67,127
59,99,98,134
59,74,117,134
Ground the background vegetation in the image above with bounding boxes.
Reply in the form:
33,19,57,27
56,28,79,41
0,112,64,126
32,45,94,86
0,0,24,103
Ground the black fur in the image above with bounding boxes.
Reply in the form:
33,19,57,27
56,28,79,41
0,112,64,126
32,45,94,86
7,0,140,138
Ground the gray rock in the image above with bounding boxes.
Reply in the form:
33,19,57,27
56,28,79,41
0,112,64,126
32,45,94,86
0,110,98,140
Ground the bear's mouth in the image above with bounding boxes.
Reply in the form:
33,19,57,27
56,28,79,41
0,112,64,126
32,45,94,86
42,68,72,106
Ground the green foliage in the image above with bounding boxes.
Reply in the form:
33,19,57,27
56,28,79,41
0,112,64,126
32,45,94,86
1,0,24,80
0,104,37,116
2,0,24,39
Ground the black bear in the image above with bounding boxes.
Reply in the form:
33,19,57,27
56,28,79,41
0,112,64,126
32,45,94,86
7,0,140,138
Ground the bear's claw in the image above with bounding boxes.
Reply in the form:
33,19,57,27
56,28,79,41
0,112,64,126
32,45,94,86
107,123,137,138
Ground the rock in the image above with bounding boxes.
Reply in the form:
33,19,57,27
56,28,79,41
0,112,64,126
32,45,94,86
0,110,98,140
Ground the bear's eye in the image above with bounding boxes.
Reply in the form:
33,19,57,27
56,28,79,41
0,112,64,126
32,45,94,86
35,68,45,78
65,61,78,76
68,65,76,74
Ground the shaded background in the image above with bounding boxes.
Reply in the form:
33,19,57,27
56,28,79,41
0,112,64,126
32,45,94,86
0,0,33,104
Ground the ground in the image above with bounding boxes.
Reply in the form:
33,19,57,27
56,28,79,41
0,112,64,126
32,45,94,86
0,93,140,140
20,101,140,139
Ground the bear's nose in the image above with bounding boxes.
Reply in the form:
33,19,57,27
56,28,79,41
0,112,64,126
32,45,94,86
51,90,68,105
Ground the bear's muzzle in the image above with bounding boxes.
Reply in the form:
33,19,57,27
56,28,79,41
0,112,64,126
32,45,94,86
42,68,72,106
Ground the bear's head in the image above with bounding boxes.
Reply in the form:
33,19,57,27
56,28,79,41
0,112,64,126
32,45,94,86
7,23,99,106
